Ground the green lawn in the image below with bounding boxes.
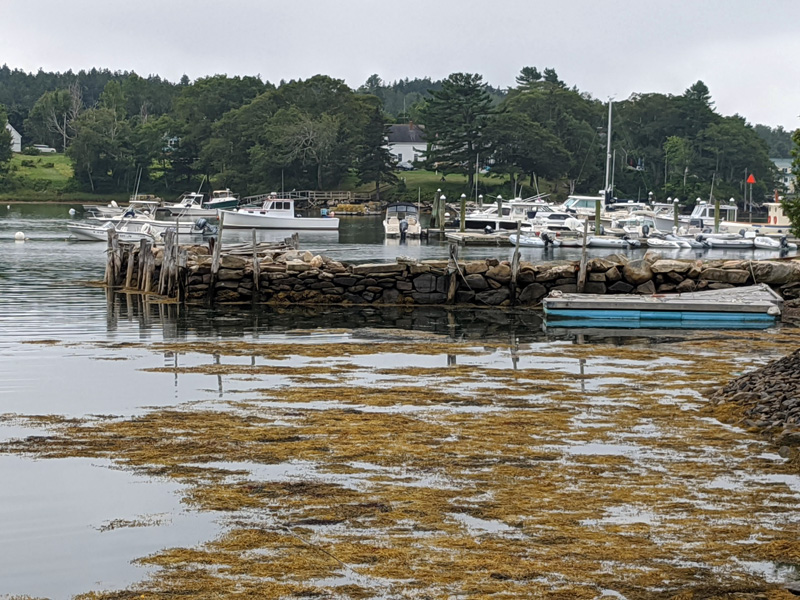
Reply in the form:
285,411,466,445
9,153,73,184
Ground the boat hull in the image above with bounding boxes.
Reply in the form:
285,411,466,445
508,234,561,248
222,209,340,230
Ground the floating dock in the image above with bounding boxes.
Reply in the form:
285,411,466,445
543,284,784,329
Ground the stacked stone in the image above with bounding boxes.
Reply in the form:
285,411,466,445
170,246,800,306
710,348,800,450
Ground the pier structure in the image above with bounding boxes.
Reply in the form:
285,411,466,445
103,228,800,308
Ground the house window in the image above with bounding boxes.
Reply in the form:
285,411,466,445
413,153,419,161
397,153,403,162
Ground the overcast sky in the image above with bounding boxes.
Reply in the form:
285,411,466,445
3,0,799,129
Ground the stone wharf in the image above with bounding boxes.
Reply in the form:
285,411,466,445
104,235,800,308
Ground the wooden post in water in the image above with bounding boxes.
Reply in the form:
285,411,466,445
137,239,147,290
439,194,446,235
577,220,590,293
207,212,224,303
673,199,679,230
105,228,120,286
124,245,135,289
176,248,188,303
143,241,155,294
446,241,459,304
459,194,466,233
252,228,260,299
510,222,522,306
594,200,602,235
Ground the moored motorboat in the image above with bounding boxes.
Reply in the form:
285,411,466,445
508,232,561,248
753,236,798,251
205,189,240,210
158,192,218,218
67,220,160,243
221,194,339,230
645,237,681,249
384,203,422,237
587,236,641,249
706,236,754,249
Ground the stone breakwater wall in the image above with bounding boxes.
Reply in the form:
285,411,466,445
121,245,800,306
710,348,800,454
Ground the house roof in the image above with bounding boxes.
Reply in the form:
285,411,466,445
388,123,425,144
5,122,21,137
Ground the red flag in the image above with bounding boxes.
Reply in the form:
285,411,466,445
747,174,756,184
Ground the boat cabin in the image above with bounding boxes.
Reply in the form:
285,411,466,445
259,197,294,212
689,201,737,227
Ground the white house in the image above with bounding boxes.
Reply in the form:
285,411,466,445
387,123,425,166
5,122,21,153
772,158,795,194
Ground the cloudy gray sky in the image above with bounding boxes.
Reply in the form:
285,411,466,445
3,0,799,128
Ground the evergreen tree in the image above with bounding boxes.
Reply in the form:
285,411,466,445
419,73,493,189
0,104,13,168
355,104,398,200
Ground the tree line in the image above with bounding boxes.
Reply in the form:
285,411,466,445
0,64,793,206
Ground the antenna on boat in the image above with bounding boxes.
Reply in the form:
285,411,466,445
196,174,206,195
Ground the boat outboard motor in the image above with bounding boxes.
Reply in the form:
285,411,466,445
642,224,650,237
739,229,747,238
781,236,789,249
541,232,552,247
194,218,218,236
484,225,494,234
399,218,409,243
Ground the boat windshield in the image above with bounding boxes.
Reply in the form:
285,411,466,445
387,204,418,217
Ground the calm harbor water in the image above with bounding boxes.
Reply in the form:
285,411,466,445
0,203,798,598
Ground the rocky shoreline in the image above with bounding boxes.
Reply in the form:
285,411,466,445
710,348,800,455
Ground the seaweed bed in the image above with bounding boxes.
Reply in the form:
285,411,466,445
4,331,800,599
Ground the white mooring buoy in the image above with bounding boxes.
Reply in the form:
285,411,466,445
14,231,26,241
68,208,77,216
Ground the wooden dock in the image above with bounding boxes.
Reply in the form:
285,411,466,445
543,284,783,329
438,230,512,246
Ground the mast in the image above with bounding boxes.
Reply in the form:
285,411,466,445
603,100,613,205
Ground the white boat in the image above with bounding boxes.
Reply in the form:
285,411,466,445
67,220,160,243
665,233,705,249
587,236,641,249
509,233,562,248
465,196,552,230
158,192,218,218
645,237,681,249
221,194,339,230
384,203,422,237
706,237,754,249
753,236,798,251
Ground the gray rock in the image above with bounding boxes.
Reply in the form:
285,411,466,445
455,290,476,303
464,261,489,275
701,268,750,284
518,283,547,304
584,282,607,294
396,280,413,291
379,288,402,304
604,267,622,282
413,273,437,293
485,264,512,283
623,259,654,285
476,288,511,305
551,284,578,293
650,259,693,274
675,278,697,293
707,282,735,290
332,276,358,287
608,281,634,293
464,274,489,290
636,280,656,295
352,262,405,275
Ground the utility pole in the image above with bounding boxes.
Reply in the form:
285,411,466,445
603,100,613,205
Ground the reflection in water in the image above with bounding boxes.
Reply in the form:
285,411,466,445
104,290,547,344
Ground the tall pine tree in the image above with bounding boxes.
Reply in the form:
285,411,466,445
419,73,493,189
356,104,398,201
